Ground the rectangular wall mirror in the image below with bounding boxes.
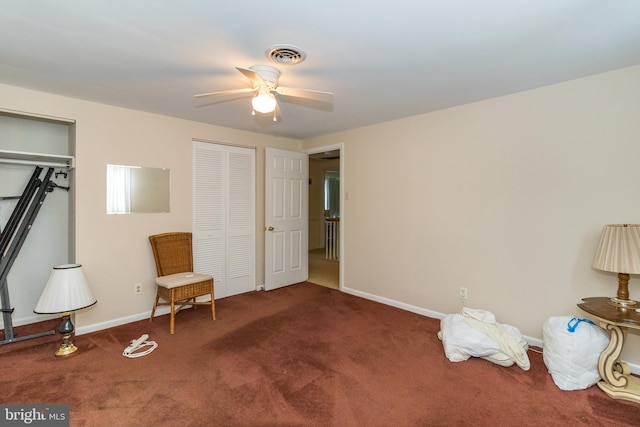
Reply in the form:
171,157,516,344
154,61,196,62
107,164,170,214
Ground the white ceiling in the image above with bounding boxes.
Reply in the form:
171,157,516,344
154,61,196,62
1,1,639,140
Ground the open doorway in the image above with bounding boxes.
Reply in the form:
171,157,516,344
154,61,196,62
307,146,342,289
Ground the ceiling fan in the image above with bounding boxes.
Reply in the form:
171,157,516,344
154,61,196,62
194,65,333,121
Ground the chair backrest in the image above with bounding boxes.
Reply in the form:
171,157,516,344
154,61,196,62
149,232,194,277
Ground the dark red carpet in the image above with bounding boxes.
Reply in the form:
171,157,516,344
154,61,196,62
2,282,639,426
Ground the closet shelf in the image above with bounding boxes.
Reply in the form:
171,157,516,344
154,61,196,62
0,149,74,169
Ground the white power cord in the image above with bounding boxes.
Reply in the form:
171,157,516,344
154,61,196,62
122,334,158,358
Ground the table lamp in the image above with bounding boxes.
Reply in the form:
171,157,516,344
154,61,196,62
34,264,97,356
592,224,640,307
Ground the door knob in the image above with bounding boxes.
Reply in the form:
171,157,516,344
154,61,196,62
266,226,274,231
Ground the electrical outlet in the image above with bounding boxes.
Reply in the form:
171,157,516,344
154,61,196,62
134,283,142,295
459,287,468,299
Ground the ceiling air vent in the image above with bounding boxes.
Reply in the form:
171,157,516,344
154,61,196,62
266,44,307,65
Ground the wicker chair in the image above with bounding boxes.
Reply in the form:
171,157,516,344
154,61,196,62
148,232,215,334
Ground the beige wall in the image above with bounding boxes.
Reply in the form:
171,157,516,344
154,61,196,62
302,65,640,364
0,83,300,329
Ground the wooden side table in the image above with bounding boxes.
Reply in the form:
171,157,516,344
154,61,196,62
578,297,640,403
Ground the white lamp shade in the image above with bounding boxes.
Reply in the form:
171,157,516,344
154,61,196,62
592,224,640,274
34,264,97,314
252,90,277,113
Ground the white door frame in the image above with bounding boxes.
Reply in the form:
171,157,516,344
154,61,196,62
304,143,344,290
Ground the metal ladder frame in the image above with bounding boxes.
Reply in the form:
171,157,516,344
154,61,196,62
0,167,66,345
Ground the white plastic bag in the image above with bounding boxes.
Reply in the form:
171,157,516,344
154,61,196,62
543,316,609,391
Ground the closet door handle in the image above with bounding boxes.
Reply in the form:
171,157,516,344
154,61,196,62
266,226,274,231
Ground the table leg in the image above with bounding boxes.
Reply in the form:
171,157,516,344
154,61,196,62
597,322,640,403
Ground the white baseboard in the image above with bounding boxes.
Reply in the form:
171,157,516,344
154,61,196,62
76,305,172,336
341,285,640,375
76,293,215,335
341,286,446,320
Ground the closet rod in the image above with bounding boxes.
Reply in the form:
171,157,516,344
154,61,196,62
0,158,71,168
0,150,74,169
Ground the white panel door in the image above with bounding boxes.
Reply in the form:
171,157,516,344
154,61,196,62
193,141,255,298
265,148,308,291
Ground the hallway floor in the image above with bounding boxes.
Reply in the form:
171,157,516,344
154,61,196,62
308,248,339,289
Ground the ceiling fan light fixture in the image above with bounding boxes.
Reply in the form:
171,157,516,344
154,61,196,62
252,89,277,113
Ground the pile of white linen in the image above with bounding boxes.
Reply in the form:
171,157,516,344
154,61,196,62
439,307,530,370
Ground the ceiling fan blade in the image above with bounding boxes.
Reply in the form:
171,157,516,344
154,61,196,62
193,87,255,98
236,67,265,86
275,86,334,103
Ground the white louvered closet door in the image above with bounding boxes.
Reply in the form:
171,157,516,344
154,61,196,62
225,146,255,295
193,141,255,298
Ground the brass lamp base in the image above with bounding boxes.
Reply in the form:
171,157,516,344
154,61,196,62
54,312,78,357
55,333,78,357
